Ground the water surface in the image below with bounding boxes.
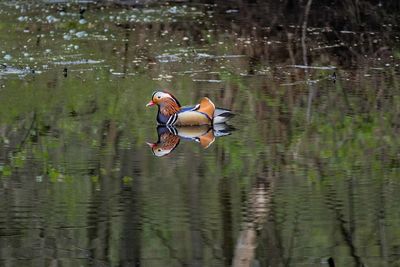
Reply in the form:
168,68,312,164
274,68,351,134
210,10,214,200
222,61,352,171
0,1,399,266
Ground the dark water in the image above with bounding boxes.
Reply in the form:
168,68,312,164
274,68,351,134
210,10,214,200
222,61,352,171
0,1,399,266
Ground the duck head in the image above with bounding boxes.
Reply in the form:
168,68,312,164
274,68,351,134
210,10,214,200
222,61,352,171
146,91,182,124
146,141,178,157
146,91,181,109
146,127,180,157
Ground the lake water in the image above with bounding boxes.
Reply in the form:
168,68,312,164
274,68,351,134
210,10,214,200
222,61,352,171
0,1,399,266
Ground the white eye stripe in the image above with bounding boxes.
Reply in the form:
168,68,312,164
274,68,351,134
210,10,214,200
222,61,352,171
152,91,182,107
154,92,170,99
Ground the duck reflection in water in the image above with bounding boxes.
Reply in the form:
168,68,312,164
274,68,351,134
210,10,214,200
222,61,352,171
147,124,232,157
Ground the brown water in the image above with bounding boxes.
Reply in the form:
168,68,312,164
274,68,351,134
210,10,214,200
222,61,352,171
0,1,399,266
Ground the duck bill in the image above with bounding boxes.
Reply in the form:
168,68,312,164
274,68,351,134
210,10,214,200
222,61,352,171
146,142,156,148
146,101,155,107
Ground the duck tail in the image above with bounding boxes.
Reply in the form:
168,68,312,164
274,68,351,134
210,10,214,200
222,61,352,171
198,97,215,120
213,108,234,124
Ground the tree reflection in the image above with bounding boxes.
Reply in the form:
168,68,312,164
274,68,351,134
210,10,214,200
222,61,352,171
0,0,398,266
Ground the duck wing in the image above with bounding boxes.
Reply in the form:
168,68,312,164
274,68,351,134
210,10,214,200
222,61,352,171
175,98,215,126
197,97,215,119
180,105,200,112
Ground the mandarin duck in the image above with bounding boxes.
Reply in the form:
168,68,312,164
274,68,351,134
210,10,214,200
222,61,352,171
146,91,234,126
147,124,232,157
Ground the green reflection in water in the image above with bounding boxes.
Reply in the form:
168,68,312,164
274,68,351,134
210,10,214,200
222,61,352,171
0,1,399,267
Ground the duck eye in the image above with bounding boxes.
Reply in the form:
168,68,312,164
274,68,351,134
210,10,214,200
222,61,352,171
157,149,162,152
157,96,161,99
